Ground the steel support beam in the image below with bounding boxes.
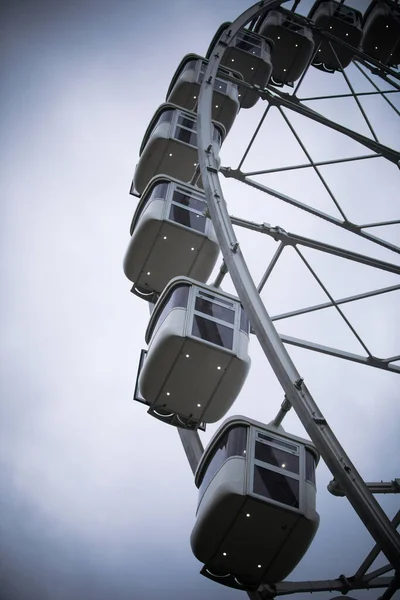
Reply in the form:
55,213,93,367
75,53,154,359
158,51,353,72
271,285,400,323
229,218,400,273
222,168,400,255
258,576,395,597
259,87,400,165
329,479,400,497
197,0,400,571
279,334,400,374
177,429,203,475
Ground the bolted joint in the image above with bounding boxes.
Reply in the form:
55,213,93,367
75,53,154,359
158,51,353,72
231,242,239,253
294,377,304,390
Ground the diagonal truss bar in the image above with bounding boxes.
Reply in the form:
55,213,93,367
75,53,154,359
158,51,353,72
328,42,379,142
260,87,400,165
364,564,395,581
299,89,399,102
258,576,395,597
377,575,400,600
229,217,400,272
353,511,400,582
238,104,272,170
271,284,400,322
351,62,400,118
277,105,349,220
279,334,400,373
294,246,374,357
361,219,400,229
222,168,400,255
257,242,284,293
243,153,380,176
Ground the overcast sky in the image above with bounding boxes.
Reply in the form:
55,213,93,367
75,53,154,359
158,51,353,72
1,1,399,599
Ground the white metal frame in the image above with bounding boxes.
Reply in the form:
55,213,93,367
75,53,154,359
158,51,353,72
176,0,400,597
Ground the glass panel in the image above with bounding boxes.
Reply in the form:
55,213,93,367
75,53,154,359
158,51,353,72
235,39,262,56
255,442,300,474
212,126,222,145
157,109,174,124
214,78,228,94
149,285,190,341
191,315,234,349
198,292,234,308
195,297,235,324
174,126,197,146
305,448,316,485
169,205,206,233
177,115,196,130
237,30,262,45
173,190,205,212
253,465,299,508
240,308,250,334
198,425,247,498
257,433,298,452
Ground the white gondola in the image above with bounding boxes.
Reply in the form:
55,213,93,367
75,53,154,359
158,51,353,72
166,54,243,134
137,278,251,425
191,416,320,590
308,0,363,72
124,176,219,298
258,9,315,85
361,0,400,67
206,23,273,109
131,103,225,195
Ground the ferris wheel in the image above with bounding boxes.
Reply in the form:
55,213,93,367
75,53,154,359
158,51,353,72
123,0,400,597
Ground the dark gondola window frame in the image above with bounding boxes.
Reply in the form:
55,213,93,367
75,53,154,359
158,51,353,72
234,30,263,57
189,287,241,352
167,184,208,234
250,428,302,512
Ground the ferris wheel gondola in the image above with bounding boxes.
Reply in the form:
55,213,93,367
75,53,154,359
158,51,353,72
308,0,363,71
166,54,243,134
124,176,220,298
206,22,274,108
256,8,315,85
131,103,225,195
136,277,251,425
190,416,319,590
360,0,400,67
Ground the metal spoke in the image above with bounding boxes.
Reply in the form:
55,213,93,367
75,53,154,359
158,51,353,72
229,218,400,273
328,42,379,142
223,169,400,255
349,62,400,118
260,87,400,164
237,104,272,170
242,153,379,177
278,105,349,220
279,335,400,374
352,510,400,581
257,242,285,293
299,89,399,102
294,246,374,357
270,285,400,322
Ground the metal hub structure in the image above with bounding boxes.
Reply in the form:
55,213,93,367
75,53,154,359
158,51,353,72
127,0,400,598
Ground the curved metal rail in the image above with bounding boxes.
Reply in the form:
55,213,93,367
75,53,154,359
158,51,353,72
197,0,400,574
